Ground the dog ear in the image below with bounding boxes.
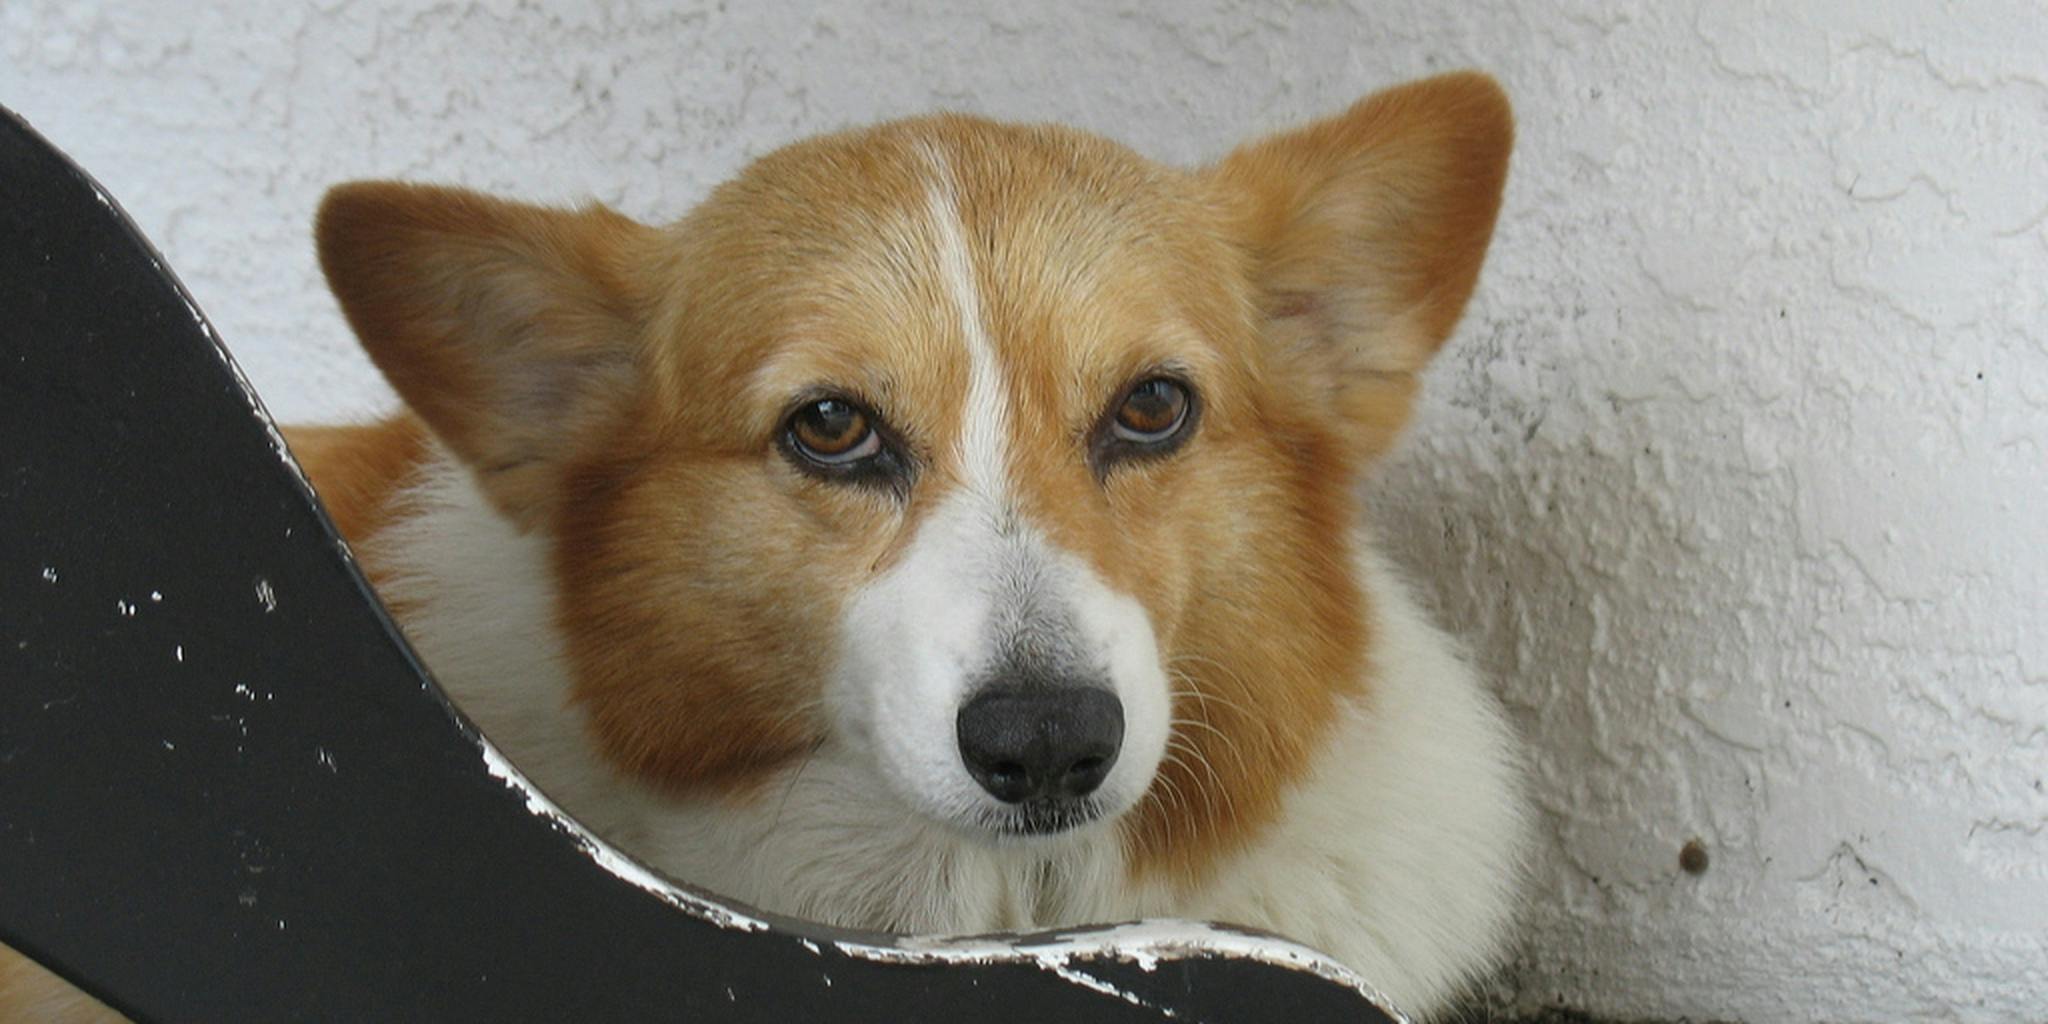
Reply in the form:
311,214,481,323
316,182,656,526
1211,72,1512,462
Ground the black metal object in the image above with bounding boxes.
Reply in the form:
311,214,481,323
0,106,1402,1023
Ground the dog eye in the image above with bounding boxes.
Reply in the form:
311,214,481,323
788,398,882,465
1112,378,1191,444
1090,375,1199,477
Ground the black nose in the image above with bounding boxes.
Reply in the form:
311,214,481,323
956,687,1124,804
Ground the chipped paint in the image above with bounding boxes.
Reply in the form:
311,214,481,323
858,921,1408,1020
477,742,770,934
3,94,1413,1024
9,3,2041,1018
1040,960,1173,1017
475,735,1401,1015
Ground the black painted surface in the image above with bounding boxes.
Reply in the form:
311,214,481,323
0,107,1398,1023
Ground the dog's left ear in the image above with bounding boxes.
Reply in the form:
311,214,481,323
317,182,658,526
1211,72,1512,462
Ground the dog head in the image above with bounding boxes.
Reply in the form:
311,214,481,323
318,73,1510,873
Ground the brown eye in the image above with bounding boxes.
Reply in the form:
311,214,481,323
788,398,881,465
1112,378,1191,444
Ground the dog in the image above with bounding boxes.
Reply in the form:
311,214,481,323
2,71,1526,1020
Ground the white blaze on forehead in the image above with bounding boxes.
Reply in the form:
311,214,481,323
918,141,1011,503
823,139,1170,833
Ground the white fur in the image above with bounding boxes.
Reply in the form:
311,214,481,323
919,141,1010,503
371,448,1525,1017
822,153,1173,835
828,491,1171,834
1136,546,1530,1012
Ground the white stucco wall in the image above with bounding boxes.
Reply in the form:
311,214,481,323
5,3,2044,1020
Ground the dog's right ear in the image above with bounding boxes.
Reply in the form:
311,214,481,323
1209,73,1513,466
316,182,656,527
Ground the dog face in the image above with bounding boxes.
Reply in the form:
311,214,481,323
317,73,1510,873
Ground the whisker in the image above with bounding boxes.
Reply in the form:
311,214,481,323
1167,654,1279,752
1166,670,1257,721
1164,733,1236,827
767,735,828,836
1165,730,1240,826
1169,713,1256,786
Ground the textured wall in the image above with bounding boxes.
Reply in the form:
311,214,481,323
5,2,2044,1020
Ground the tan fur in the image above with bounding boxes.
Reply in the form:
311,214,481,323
0,946,125,1023
280,417,432,546
314,184,659,528
2,73,1514,1017
1214,72,1513,463
313,72,1511,886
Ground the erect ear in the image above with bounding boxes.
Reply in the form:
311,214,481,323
1211,71,1513,462
316,182,656,526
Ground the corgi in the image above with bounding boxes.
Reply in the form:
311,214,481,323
2,72,1526,1020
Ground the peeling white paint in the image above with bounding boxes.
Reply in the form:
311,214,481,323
477,741,771,934
833,921,1408,1020
477,731,1400,1014
1039,960,1172,1017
